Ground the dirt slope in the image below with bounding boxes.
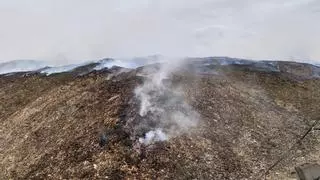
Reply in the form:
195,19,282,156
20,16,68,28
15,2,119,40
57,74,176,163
0,61,319,179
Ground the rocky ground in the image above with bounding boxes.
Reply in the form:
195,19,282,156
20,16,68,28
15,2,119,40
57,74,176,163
0,59,319,179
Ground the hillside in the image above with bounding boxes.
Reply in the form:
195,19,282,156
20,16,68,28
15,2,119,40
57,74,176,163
0,58,319,179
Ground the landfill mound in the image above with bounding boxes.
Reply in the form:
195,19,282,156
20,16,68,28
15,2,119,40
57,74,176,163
0,59,319,179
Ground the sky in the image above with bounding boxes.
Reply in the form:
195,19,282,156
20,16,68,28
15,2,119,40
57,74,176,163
0,0,319,64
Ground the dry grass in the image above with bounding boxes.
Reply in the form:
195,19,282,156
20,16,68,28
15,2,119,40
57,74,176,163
0,62,319,179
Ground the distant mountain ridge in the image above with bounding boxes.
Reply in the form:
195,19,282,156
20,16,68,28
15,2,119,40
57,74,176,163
0,60,49,75
1,57,319,78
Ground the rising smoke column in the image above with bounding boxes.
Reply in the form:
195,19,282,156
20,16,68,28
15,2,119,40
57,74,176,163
133,58,199,145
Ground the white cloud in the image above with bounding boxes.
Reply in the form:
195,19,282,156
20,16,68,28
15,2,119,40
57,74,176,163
0,0,319,63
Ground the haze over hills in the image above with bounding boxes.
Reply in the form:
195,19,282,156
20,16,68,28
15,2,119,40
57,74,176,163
1,0,320,62
0,60,49,75
1,56,319,76
0,55,165,75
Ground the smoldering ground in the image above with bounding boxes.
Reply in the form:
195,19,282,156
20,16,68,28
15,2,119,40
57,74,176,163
122,58,200,147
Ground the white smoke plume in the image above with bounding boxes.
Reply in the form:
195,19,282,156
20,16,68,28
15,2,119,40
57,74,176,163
134,58,199,145
138,129,168,145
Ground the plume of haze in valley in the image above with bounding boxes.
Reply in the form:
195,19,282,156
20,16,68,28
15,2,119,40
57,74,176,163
0,0,319,65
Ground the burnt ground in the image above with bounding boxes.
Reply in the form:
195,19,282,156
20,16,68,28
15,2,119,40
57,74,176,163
0,61,320,179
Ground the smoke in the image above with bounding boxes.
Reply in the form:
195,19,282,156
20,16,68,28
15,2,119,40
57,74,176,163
133,58,199,145
0,0,319,63
0,60,49,74
138,129,168,144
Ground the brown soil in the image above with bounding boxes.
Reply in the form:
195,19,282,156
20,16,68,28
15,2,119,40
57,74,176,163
0,62,319,179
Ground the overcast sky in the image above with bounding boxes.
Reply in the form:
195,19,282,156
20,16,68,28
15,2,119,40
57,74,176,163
0,0,319,64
